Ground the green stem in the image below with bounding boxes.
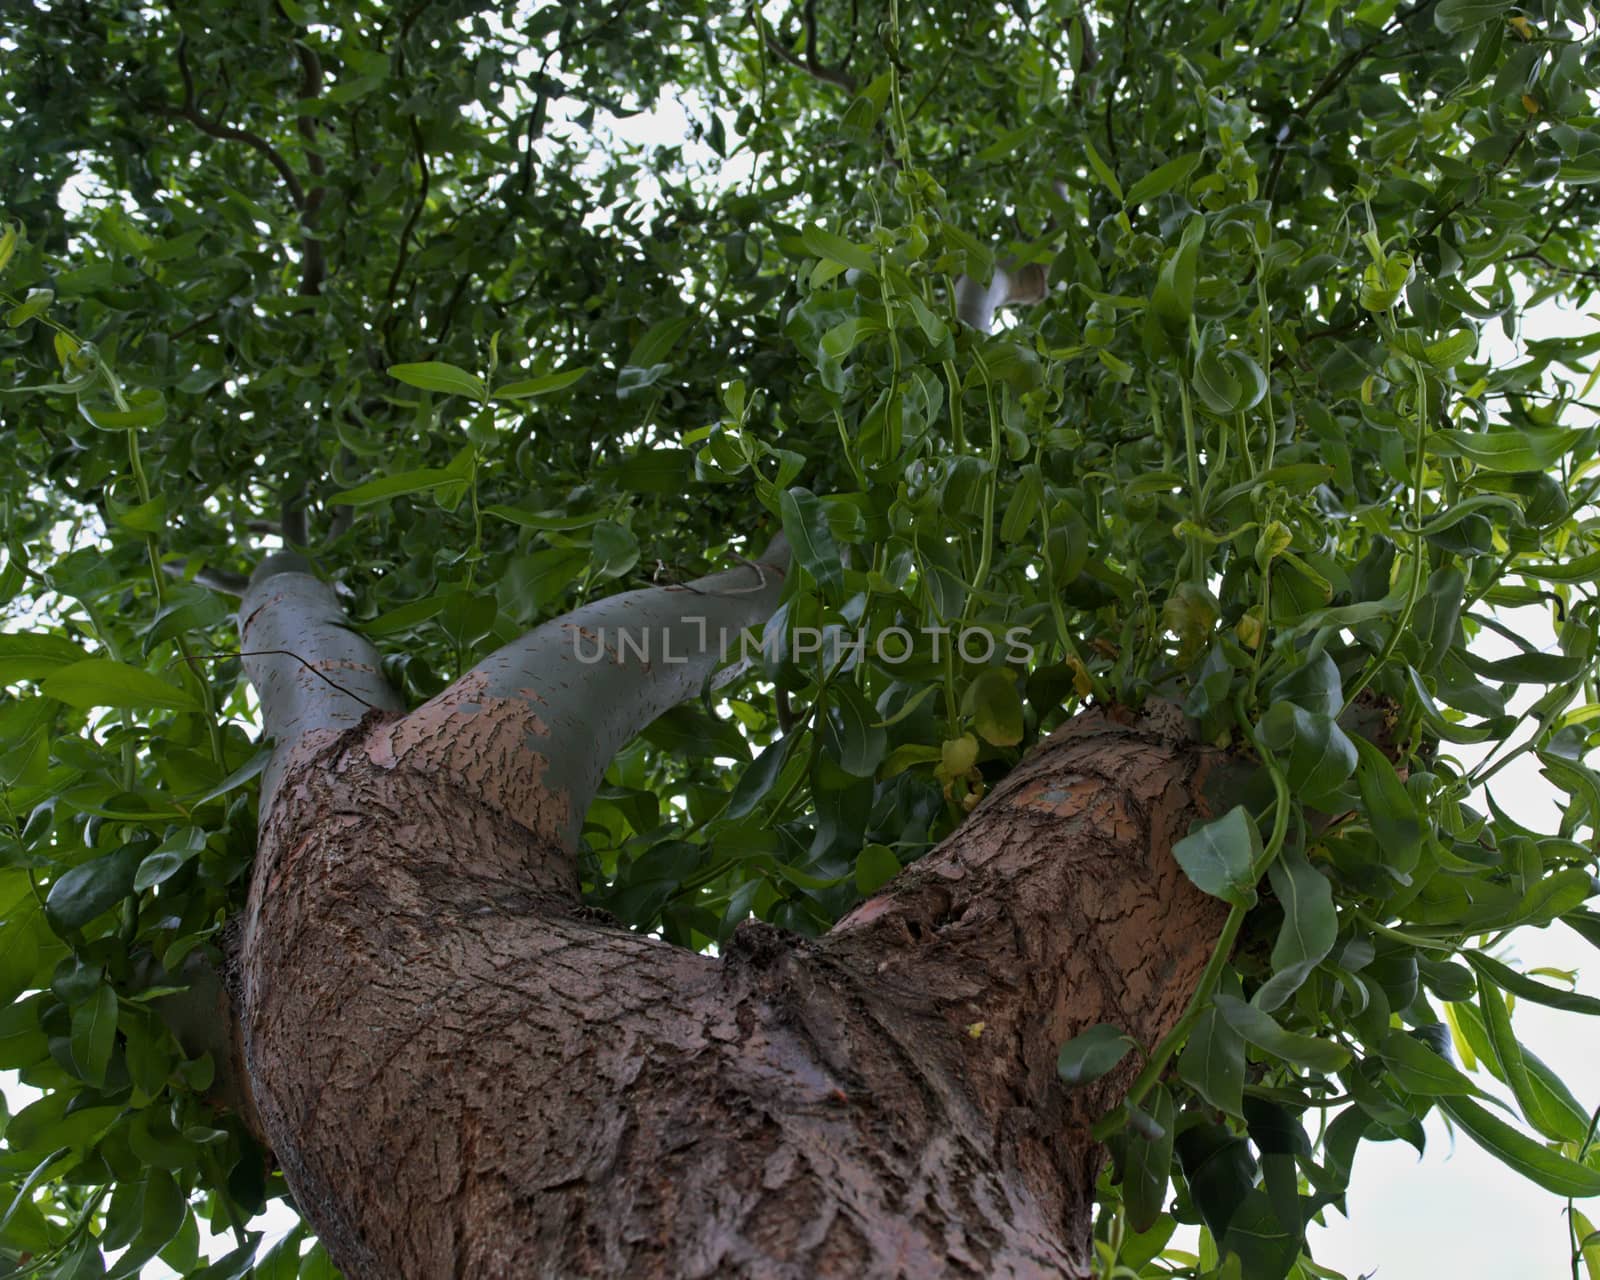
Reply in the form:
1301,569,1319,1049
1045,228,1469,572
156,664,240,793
1342,355,1429,710
1178,379,1204,584
1256,247,1279,471
964,354,1002,612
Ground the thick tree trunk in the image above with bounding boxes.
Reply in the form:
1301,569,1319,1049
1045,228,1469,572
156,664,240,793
234,696,1230,1278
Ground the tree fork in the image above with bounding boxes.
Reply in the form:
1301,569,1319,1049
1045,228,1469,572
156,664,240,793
230,547,1233,1277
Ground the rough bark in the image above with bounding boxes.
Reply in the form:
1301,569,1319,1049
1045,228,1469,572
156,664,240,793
234,688,1230,1278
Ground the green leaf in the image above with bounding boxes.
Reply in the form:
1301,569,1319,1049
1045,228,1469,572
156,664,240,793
605,448,691,493
1259,703,1358,809
359,594,451,637
1434,0,1507,32
491,366,589,399
78,387,167,431
483,506,604,531
104,1170,185,1280
1379,1027,1480,1096
1175,1122,1257,1245
800,225,875,275
722,732,802,822
1121,1084,1176,1232
45,844,143,930
0,632,93,683
0,1148,73,1238
1464,950,1600,1016
1504,868,1596,928
1000,464,1044,543
1465,649,1588,685
41,659,200,712
6,288,52,327
779,487,844,591
69,983,118,1087
1353,738,1423,882
1213,994,1351,1072
1172,806,1260,907
388,361,486,400
189,745,272,806
1179,1005,1246,1115
1124,154,1203,207
962,668,1024,747
329,467,461,506
1152,214,1205,331
590,521,640,582
1255,844,1338,1012
1475,975,1569,1141
854,843,900,895
1439,1095,1600,1196
1359,253,1414,311
1056,1022,1137,1087
1422,329,1477,369
1081,137,1124,202
1431,427,1587,473
821,682,887,777
134,829,207,892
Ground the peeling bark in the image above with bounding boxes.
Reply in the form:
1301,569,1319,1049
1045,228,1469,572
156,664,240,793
233,549,1232,1278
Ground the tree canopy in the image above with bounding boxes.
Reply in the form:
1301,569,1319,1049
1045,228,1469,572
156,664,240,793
5,0,1600,1275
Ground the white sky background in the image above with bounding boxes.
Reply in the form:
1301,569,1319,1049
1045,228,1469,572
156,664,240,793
8,70,1600,1279
1308,301,1600,1278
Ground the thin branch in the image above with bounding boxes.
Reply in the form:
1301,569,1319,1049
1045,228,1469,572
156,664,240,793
293,39,327,297
762,5,856,92
1507,252,1600,282
382,116,430,348
163,559,250,596
1263,0,1440,202
802,0,853,88
174,37,307,211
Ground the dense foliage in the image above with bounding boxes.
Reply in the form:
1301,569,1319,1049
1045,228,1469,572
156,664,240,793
5,0,1600,1274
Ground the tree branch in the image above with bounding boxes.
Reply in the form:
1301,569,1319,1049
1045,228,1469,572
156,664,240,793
174,36,307,210
763,4,856,92
367,536,791,856
239,552,405,809
1263,0,1440,202
293,39,327,297
163,558,250,596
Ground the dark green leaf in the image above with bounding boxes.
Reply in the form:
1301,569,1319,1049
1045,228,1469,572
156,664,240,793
41,659,200,712
389,361,486,400
779,487,844,591
1172,806,1260,907
1056,1023,1137,1087
1214,995,1351,1072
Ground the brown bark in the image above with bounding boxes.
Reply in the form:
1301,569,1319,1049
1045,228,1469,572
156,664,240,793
234,699,1230,1279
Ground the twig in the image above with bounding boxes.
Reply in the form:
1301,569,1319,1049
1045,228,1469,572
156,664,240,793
1507,252,1600,282
293,39,327,297
1263,0,1440,202
174,37,307,210
763,2,856,92
163,560,250,596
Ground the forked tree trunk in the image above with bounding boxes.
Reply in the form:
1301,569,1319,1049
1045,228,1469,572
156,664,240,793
228,551,1230,1278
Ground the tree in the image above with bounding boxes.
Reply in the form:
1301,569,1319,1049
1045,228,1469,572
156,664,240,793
4,0,1600,1275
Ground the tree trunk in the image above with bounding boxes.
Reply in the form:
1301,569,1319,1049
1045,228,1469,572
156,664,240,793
234,696,1230,1278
